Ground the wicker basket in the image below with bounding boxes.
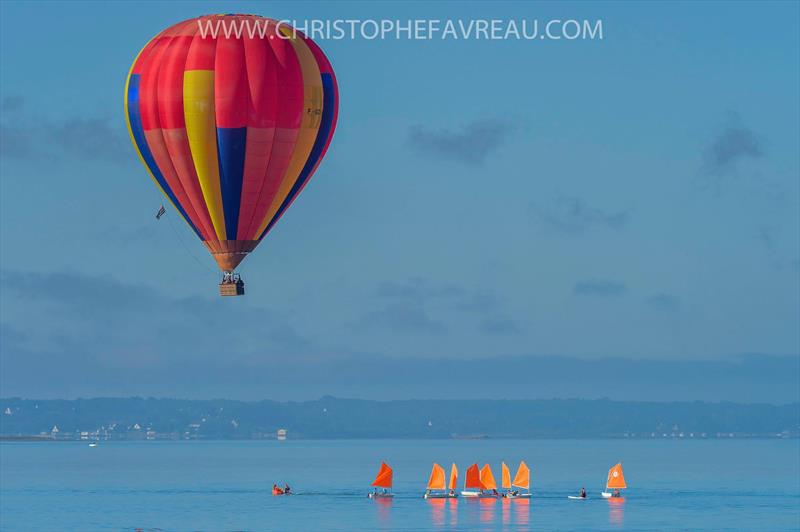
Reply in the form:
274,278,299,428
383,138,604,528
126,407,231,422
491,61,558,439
219,281,245,296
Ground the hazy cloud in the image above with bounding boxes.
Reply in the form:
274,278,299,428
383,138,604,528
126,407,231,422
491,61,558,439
645,293,681,311
702,114,763,176
358,303,446,334
574,279,627,297
407,118,516,165
479,317,520,336
368,278,511,336
376,277,499,315
756,226,800,272
0,106,132,164
2,342,797,402
376,277,463,302
454,291,499,313
1,95,24,112
531,196,629,235
49,117,132,163
1,275,796,403
0,270,311,362
0,124,33,159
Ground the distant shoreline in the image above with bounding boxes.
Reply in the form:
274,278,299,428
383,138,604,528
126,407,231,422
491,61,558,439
2,434,797,442
3,397,798,441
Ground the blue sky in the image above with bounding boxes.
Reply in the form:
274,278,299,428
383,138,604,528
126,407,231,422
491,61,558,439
1,1,798,401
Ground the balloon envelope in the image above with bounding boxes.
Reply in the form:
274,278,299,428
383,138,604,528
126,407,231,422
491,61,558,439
125,15,339,271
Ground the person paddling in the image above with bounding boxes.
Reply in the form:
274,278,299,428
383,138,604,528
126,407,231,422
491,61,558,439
580,487,586,498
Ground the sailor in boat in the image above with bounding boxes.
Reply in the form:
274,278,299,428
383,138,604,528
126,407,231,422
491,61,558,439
612,488,621,498
369,462,394,497
284,484,291,495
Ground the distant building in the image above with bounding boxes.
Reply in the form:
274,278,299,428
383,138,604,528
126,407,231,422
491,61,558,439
277,429,287,441
4,407,12,415
50,425,59,439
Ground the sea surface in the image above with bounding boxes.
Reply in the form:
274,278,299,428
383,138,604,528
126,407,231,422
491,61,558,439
1,439,798,531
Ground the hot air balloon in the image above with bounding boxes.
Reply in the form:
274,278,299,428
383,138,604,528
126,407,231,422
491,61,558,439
124,15,339,296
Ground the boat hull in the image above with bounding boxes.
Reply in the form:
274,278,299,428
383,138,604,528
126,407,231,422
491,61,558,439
461,490,500,498
505,493,531,499
368,493,394,499
424,492,451,499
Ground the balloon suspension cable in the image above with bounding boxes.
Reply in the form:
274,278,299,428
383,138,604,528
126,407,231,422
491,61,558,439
159,205,217,276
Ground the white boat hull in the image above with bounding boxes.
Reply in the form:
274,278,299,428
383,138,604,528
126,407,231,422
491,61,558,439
424,493,450,499
568,495,587,500
602,491,624,499
505,493,531,499
368,493,394,499
461,490,503,498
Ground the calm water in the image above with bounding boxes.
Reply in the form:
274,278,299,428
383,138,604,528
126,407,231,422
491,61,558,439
1,439,798,531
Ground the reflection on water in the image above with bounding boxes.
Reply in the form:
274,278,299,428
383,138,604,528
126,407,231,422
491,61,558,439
608,497,625,527
479,497,496,523
512,498,530,526
373,496,393,527
447,497,458,527
501,497,510,526
428,497,445,527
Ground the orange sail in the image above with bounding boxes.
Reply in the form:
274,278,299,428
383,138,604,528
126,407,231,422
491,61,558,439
501,462,511,489
464,463,482,489
371,462,393,488
480,464,497,490
449,463,458,490
606,463,626,489
427,463,446,490
512,461,530,490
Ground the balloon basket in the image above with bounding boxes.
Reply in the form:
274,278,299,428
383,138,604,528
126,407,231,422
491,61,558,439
219,273,245,296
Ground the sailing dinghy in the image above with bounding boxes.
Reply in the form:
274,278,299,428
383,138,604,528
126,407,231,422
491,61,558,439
506,461,531,498
601,463,626,498
478,464,499,497
460,464,484,497
448,463,458,497
368,461,394,498
424,463,447,499
501,462,511,496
